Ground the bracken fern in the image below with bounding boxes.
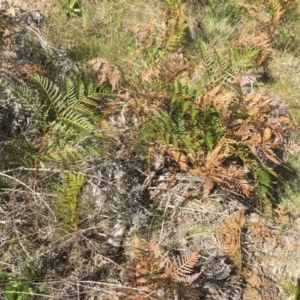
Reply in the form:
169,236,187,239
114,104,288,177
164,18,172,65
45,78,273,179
54,171,85,231
13,75,105,168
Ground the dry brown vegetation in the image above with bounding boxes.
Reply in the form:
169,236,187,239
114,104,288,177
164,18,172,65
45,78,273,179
0,0,300,299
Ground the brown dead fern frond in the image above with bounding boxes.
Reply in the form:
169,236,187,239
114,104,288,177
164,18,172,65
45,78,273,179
190,79,291,199
132,20,157,48
190,137,255,198
86,57,121,90
122,236,202,298
213,170,253,198
269,0,296,30
234,178,254,198
259,143,283,165
204,137,231,170
195,84,222,110
202,176,214,199
213,88,237,122
217,208,246,271
127,90,166,118
234,123,256,141
140,53,191,84
193,162,254,199
121,237,167,298
225,164,254,195
167,147,189,171
168,250,202,283
156,53,191,81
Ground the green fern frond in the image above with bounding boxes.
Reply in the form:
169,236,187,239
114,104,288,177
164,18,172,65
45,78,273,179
254,166,273,190
203,131,214,150
86,82,94,97
39,148,82,167
65,102,95,118
5,139,37,167
57,109,94,132
39,130,104,167
31,74,63,115
252,165,275,207
13,85,52,130
140,78,223,153
176,112,186,135
198,42,260,83
199,40,217,82
158,111,180,146
14,75,106,168
162,1,190,54
215,50,230,74
13,85,38,112
76,81,86,100
64,77,77,105
54,171,85,231
31,74,102,121
140,109,183,148
229,47,260,71
160,111,178,133
78,95,99,108
171,80,198,111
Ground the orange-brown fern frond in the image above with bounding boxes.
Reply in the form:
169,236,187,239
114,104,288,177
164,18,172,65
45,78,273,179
168,250,201,284
217,208,246,271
